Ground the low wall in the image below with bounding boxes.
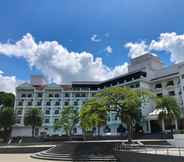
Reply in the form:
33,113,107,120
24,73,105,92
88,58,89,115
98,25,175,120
115,151,184,162
0,146,51,154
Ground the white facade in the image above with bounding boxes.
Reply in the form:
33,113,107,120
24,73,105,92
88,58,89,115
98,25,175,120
12,54,184,137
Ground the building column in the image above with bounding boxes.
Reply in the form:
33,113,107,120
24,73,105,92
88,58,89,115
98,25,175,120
161,119,165,132
148,120,151,133
175,119,178,130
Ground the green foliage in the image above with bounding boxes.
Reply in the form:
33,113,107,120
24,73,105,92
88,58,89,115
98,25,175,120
80,98,106,135
24,107,43,137
0,92,15,107
156,96,181,131
55,106,79,136
0,107,15,141
80,87,152,140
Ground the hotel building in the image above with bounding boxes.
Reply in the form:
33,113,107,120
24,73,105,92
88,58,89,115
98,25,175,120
12,53,184,137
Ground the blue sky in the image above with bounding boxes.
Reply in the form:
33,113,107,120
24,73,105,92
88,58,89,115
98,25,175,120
1,0,184,92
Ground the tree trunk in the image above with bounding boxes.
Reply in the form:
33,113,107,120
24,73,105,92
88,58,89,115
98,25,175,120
69,128,73,141
97,126,100,136
127,122,132,143
170,120,174,138
32,125,35,137
3,127,9,142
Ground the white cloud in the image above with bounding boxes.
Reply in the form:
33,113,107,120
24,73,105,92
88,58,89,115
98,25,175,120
0,71,20,94
125,41,148,58
0,33,128,84
110,63,128,77
0,70,4,75
150,32,184,63
105,45,112,54
90,34,101,42
125,32,184,63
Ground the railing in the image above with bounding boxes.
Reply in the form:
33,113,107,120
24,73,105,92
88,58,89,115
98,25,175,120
114,143,184,157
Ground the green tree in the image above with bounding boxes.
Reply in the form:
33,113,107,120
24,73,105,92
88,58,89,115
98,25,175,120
0,92,15,107
97,87,153,142
80,98,107,136
0,107,15,142
55,106,79,136
24,108,43,137
156,96,180,134
119,89,142,141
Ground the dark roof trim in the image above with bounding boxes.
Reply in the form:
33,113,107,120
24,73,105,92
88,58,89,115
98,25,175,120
151,72,179,81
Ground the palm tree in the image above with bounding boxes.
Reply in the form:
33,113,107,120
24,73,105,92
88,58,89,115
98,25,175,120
156,96,181,134
24,107,43,137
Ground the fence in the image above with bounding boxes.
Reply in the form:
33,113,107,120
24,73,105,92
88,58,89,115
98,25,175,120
114,143,184,157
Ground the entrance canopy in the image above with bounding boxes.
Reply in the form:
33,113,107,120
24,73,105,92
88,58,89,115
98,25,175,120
147,109,166,120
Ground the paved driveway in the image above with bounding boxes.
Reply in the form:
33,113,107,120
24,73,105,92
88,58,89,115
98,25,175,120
0,154,67,162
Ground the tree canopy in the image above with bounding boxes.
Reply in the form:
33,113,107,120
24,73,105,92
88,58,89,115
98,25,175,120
80,87,153,140
0,92,15,107
0,107,15,141
55,106,79,136
80,98,107,135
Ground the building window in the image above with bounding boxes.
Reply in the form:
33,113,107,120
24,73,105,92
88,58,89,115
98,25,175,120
73,101,78,106
64,101,69,106
81,93,86,97
103,126,111,133
16,118,21,124
157,93,163,97
21,94,26,98
75,93,80,97
182,74,184,79
28,94,32,98
73,127,77,134
130,85,134,88
45,110,50,115
54,118,59,123
65,93,70,97
107,115,110,122
27,102,32,106
37,102,42,106
168,91,175,96
55,102,60,106
166,80,174,87
49,94,53,98
117,124,125,133
55,94,60,98
46,102,51,106
179,91,182,95
17,110,22,115
155,83,162,89
18,102,23,106
90,87,97,91
45,119,50,124
55,110,59,114
37,93,42,98
114,115,118,121
135,82,140,88
91,92,96,97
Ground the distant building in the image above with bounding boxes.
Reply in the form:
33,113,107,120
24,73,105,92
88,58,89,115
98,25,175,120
12,53,184,137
